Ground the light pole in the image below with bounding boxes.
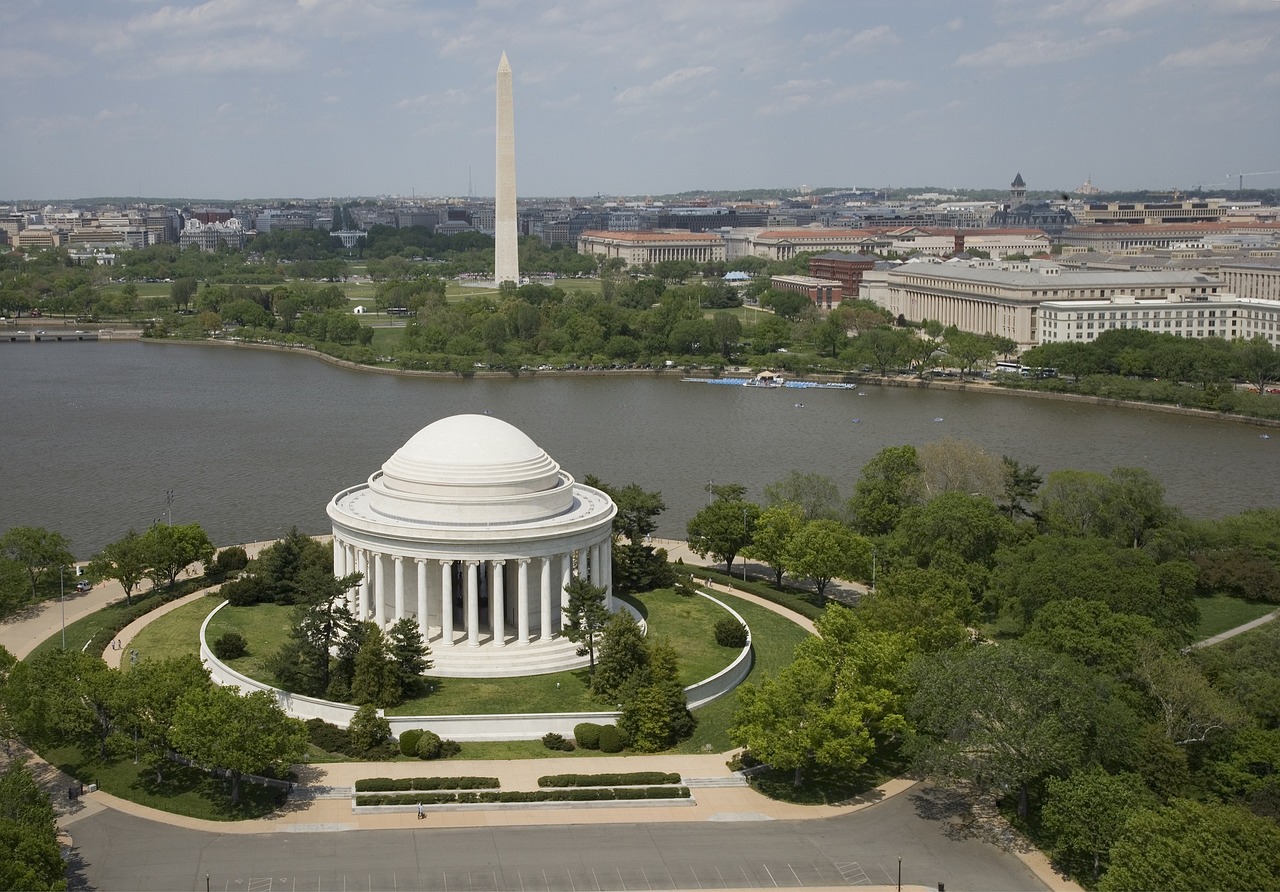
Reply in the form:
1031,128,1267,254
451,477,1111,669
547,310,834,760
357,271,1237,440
165,489,174,526
742,506,749,582
871,547,877,593
59,565,66,650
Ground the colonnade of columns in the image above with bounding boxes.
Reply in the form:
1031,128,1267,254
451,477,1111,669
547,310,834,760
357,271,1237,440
331,537,612,648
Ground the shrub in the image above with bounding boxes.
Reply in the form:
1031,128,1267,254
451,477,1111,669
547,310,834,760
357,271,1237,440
439,738,462,759
598,724,624,753
541,732,574,752
574,722,602,750
211,631,248,660
714,617,748,648
349,703,391,755
416,729,443,760
399,729,424,757
207,546,249,582
305,718,351,754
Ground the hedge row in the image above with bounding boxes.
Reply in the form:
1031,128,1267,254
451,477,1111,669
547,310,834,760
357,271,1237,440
538,772,681,788
354,776,500,792
356,787,691,806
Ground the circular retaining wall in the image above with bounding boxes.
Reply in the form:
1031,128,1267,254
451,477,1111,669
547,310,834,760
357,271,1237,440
199,590,753,741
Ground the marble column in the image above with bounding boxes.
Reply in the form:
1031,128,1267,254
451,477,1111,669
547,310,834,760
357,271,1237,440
372,553,386,626
560,553,573,628
466,560,480,647
602,539,613,610
393,555,405,623
540,555,553,639
491,560,506,646
439,560,454,646
358,550,371,619
517,558,530,645
416,559,429,640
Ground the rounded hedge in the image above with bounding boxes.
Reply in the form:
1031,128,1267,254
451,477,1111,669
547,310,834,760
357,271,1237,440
399,729,424,757
574,722,602,750
598,725,624,753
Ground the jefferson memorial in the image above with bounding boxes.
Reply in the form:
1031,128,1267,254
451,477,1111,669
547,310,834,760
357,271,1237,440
326,414,617,677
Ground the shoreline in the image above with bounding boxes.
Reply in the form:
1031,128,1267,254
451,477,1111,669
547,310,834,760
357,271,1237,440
148,336,1280,430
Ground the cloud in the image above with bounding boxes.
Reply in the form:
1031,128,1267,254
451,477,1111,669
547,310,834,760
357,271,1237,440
96,104,143,122
614,66,716,106
1159,36,1272,67
145,37,308,75
956,29,1128,68
845,25,901,50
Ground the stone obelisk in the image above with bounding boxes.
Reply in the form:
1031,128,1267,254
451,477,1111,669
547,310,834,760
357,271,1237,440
494,52,519,285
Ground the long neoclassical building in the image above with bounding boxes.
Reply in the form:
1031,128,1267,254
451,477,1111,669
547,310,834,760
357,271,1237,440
327,414,617,675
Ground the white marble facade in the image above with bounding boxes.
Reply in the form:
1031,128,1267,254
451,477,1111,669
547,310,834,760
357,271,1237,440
327,415,615,667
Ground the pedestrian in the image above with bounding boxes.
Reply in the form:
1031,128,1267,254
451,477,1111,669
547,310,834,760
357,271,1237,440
417,802,424,820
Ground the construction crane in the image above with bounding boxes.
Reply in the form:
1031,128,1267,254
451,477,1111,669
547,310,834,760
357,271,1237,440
1232,170,1280,191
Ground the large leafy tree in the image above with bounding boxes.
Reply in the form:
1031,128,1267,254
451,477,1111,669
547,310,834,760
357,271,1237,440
742,502,803,587
907,642,1093,818
1099,799,1280,892
114,654,210,782
0,760,67,892
763,471,843,522
87,528,149,605
1042,767,1157,885
561,576,609,671
169,686,306,804
1234,333,1280,395
584,478,671,594
685,499,760,575
617,639,694,752
9,649,119,758
0,526,74,602
140,522,214,590
847,445,921,536
732,609,909,786
784,519,871,602
856,567,974,652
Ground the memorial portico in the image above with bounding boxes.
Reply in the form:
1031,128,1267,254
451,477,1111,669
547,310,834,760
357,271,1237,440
327,414,617,677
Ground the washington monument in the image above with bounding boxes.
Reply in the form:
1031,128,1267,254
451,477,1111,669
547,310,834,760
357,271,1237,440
495,52,519,285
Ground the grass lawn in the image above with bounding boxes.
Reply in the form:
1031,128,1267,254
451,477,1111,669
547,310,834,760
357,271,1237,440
41,743,283,821
125,594,224,668
206,602,296,688
1194,595,1278,641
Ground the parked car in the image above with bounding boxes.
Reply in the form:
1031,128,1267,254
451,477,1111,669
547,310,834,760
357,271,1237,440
74,581,92,593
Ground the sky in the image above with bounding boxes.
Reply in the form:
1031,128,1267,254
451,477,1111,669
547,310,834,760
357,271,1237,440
3,0,1279,201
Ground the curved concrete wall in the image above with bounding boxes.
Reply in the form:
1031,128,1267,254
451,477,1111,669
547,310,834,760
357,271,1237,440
200,591,753,741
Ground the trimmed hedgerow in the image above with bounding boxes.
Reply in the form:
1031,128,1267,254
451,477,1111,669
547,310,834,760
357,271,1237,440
538,772,681,788
353,776,500,793
355,787,691,807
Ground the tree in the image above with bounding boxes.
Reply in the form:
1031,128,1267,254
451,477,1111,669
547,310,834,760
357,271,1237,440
732,613,909,786
562,576,609,671
590,610,648,701
584,479,671,594
1023,599,1160,677
856,568,974,651
685,499,760,575
350,623,401,708
743,502,803,587
763,471,842,522
347,703,391,756
885,492,1014,595
943,329,994,378
1000,455,1042,520
847,445,921,536
916,438,1005,501
617,639,694,751
140,522,214,590
1042,767,1157,884
169,277,197,310
856,326,911,376
0,526,74,602
784,519,871,602
87,528,149,606
1098,799,1280,892
268,566,357,699
907,642,1093,818
387,617,432,699
1234,334,1280,395
114,654,210,782
169,685,307,804
710,312,742,358
0,760,67,892
1133,642,1246,747
10,649,119,758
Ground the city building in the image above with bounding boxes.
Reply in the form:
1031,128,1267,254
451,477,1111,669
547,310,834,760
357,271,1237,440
808,252,877,296
770,274,844,310
723,227,890,261
879,260,1225,349
1219,258,1280,301
577,230,725,265
327,414,617,676
180,217,246,252
1038,293,1280,346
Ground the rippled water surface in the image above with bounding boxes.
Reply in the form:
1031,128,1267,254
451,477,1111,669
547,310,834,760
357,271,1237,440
2,341,1276,556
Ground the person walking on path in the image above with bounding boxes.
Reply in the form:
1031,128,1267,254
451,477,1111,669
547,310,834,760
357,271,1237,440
417,802,424,820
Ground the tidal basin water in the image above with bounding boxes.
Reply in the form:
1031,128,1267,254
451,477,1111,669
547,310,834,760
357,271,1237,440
2,341,1277,557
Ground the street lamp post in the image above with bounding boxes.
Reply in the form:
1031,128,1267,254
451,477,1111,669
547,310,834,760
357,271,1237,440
60,565,66,650
742,506,748,582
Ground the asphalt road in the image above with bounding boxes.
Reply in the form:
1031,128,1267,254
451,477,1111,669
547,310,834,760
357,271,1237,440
66,787,1044,892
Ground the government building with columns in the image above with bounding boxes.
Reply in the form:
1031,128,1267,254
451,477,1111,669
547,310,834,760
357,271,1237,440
327,414,617,677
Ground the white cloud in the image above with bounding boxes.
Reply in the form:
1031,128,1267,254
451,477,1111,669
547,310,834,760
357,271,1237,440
956,29,1129,67
1160,36,1272,67
614,66,716,106
96,104,143,122
848,25,900,49
145,37,308,75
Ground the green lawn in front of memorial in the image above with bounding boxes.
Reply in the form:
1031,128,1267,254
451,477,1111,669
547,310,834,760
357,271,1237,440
1193,595,1277,641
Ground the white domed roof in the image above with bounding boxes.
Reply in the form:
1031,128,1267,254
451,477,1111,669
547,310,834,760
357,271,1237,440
366,414,573,524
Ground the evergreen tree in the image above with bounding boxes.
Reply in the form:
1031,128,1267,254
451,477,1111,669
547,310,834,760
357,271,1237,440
591,611,648,700
562,576,609,671
387,617,432,700
350,623,400,707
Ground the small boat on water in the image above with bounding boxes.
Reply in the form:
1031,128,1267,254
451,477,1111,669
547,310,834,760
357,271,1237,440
932,417,945,422
744,371,785,388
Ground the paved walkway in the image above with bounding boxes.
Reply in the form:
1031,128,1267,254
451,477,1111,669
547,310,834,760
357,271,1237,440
1189,607,1279,649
